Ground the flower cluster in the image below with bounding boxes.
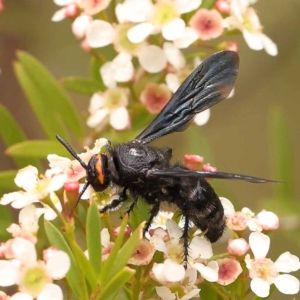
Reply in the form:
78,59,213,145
51,0,277,132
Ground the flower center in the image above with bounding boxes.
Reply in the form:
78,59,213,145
249,258,279,284
20,264,50,296
167,243,183,264
104,88,128,110
151,2,178,27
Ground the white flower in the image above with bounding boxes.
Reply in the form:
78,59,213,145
223,0,277,56
155,267,200,300
119,0,202,43
245,232,300,297
0,166,67,210
0,238,70,300
87,87,130,131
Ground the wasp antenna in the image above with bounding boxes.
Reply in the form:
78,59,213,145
56,135,88,170
76,181,90,207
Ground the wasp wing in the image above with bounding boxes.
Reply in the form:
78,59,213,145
135,50,239,144
148,167,277,183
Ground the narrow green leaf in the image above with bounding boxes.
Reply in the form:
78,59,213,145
97,267,135,300
0,170,17,191
0,206,14,240
107,222,144,282
61,77,104,96
99,215,128,284
0,104,40,168
6,140,68,158
14,51,84,139
269,108,294,199
71,242,99,291
86,202,102,274
90,57,103,82
128,200,150,230
44,221,81,298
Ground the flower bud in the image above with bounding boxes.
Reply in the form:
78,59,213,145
227,238,250,256
256,210,279,231
184,154,204,171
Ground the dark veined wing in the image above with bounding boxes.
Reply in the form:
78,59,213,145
148,167,278,183
135,50,239,144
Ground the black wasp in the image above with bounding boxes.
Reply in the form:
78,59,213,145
57,51,273,266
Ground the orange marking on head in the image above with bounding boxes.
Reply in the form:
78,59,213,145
95,154,104,184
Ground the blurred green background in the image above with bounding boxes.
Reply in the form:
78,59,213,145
0,1,299,299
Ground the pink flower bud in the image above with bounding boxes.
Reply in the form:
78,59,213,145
217,257,243,285
80,38,92,52
227,238,250,256
112,225,132,237
0,0,4,12
215,0,231,14
202,163,217,172
184,154,204,171
256,210,279,231
65,3,80,19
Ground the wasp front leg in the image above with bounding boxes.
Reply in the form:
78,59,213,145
100,187,128,213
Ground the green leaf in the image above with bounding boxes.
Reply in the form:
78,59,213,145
6,140,68,158
107,222,144,283
14,51,84,140
61,77,105,96
0,104,40,168
0,170,18,192
86,202,102,275
99,215,128,284
90,56,103,82
97,267,135,300
71,242,98,291
44,221,81,298
269,108,294,200
0,206,14,240
128,200,150,231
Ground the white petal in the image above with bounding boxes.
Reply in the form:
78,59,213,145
275,252,300,273
181,289,201,300
175,0,202,14
193,262,218,282
156,286,176,300
127,22,154,43
72,15,92,39
38,283,63,300
87,109,109,128
119,0,153,23
43,200,62,221
86,20,115,48
243,30,264,51
109,107,130,130
247,218,262,232
249,232,270,259
46,251,70,279
112,53,134,82
0,191,25,206
189,236,212,259
194,109,210,126
11,293,33,300
166,219,182,243
12,237,37,264
0,260,19,286
274,274,300,295
19,204,39,233
173,27,198,49
183,267,197,287
162,18,185,41
150,234,167,253
100,62,116,88
219,197,235,217
15,166,38,191
165,73,180,93
101,228,110,247
53,0,73,5
164,259,186,282
137,45,167,73
250,277,270,298
47,174,67,192
260,34,278,56
163,42,185,70
89,93,105,113
51,8,66,22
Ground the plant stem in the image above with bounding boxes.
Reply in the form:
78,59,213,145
204,282,230,300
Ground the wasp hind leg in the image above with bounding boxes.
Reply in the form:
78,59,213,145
181,214,190,269
143,200,161,237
